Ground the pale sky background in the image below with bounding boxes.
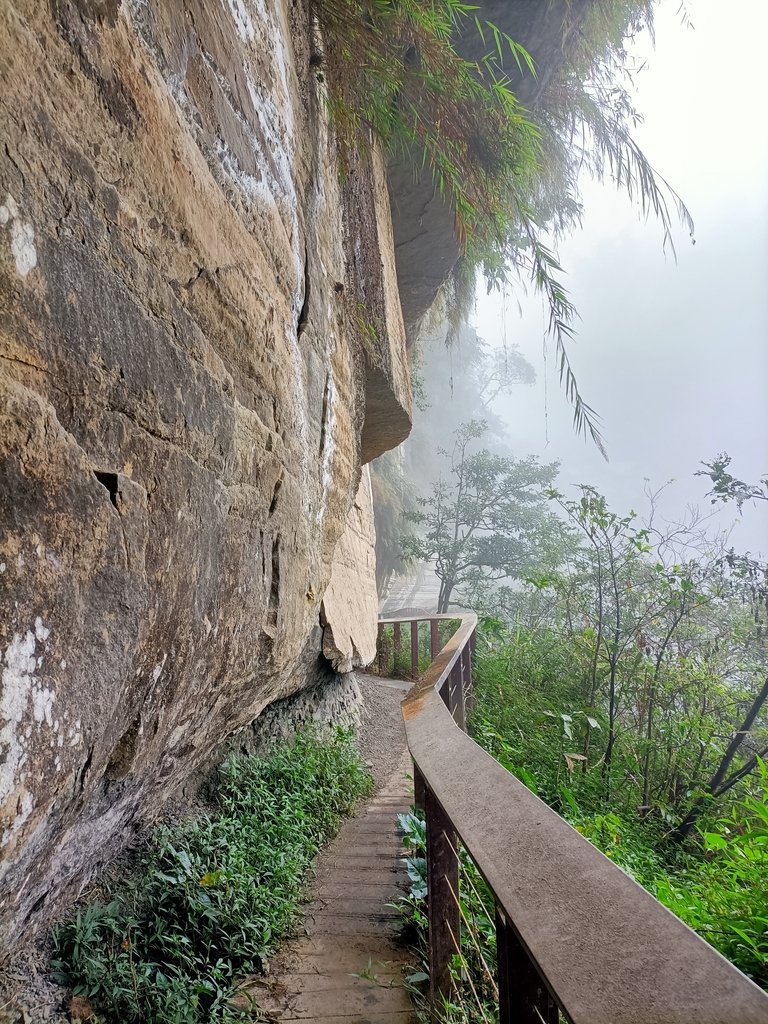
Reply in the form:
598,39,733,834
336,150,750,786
474,0,768,556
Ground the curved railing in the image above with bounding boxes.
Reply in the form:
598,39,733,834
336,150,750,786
377,613,768,1024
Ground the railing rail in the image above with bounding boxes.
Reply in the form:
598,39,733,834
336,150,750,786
377,613,768,1024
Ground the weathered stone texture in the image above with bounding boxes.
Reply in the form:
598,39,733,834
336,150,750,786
322,466,378,673
360,148,412,463
234,669,364,758
0,0,410,943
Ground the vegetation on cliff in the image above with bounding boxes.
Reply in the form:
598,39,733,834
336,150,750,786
316,0,692,449
50,731,372,1023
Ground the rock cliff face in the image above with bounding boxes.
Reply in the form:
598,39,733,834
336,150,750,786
322,467,379,674
0,0,409,943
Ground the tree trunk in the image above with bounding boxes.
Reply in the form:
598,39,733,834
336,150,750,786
437,578,454,614
673,674,768,844
602,531,622,801
588,548,604,707
642,605,690,810
603,655,618,799
641,673,655,810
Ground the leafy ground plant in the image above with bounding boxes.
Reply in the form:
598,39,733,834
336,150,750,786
50,729,373,1023
650,763,768,987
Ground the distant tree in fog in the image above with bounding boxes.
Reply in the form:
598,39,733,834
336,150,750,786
402,421,558,612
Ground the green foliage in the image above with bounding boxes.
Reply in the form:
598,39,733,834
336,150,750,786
470,622,608,815
315,0,693,452
469,619,768,986
571,810,666,885
402,421,559,612
50,730,373,1023
652,765,768,987
697,453,768,511
316,0,540,250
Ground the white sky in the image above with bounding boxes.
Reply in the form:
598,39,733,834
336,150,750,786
473,0,768,555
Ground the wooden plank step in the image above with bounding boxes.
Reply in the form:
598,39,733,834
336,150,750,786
257,971,405,994
283,935,410,961
314,882,408,901
302,915,402,937
313,863,407,880
274,951,411,975
351,823,404,834
278,1015,416,1023
253,984,413,1019
306,898,402,916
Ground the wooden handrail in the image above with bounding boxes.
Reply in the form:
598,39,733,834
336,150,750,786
377,613,768,1024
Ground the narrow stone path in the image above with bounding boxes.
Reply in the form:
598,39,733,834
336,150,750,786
243,676,418,1023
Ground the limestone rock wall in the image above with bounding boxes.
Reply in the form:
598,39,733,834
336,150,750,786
0,0,410,944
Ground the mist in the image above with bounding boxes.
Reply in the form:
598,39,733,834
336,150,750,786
467,0,768,555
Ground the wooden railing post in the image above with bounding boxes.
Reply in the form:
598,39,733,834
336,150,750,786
454,661,466,731
430,618,440,659
425,786,460,1008
496,906,558,1024
393,621,401,675
414,762,426,814
411,619,420,678
377,622,385,675
462,643,471,714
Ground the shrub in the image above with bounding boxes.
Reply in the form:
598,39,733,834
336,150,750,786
469,622,768,988
649,772,768,986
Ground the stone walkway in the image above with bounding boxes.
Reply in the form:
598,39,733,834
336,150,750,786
242,680,418,1023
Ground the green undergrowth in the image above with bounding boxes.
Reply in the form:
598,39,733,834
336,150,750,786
50,729,373,1024
469,629,768,988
